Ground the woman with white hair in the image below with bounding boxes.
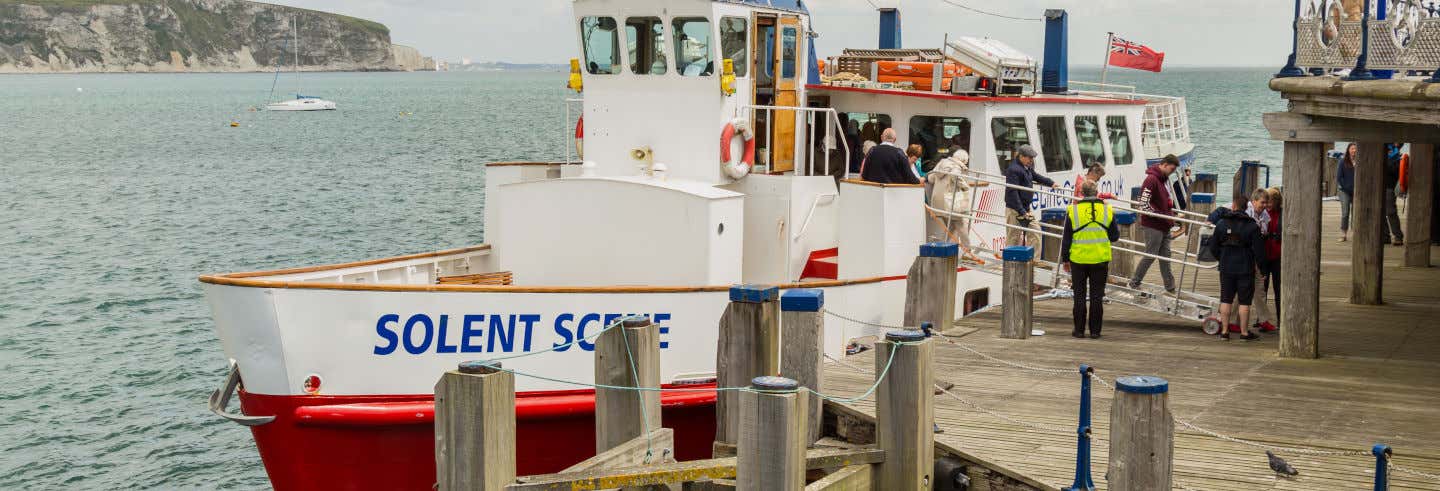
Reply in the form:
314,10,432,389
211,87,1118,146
928,149,987,258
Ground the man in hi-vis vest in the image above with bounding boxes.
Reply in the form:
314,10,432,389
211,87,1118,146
1062,181,1121,338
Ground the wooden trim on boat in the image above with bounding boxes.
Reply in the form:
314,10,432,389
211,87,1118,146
486,161,582,167
220,245,493,279
840,178,925,189
200,268,895,293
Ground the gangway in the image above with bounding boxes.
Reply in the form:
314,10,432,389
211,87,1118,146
926,167,1227,332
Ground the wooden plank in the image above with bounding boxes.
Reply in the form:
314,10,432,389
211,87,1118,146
1263,112,1440,144
505,448,884,491
737,380,806,490
1280,141,1324,359
781,306,825,445
1352,142,1387,305
803,465,872,491
595,318,662,453
714,298,779,446
562,429,675,473
1406,144,1435,268
435,363,516,491
875,333,934,490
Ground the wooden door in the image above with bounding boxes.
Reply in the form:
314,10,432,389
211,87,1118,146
770,16,801,173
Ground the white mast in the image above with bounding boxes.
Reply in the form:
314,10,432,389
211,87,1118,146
293,16,300,96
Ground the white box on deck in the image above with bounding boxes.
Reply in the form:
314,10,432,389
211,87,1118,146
946,37,1035,79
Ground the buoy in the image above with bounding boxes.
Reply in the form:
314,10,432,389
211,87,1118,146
230,121,240,127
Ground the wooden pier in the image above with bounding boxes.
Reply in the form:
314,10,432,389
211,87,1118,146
821,201,1440,490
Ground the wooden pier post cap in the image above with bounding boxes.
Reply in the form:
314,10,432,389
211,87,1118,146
620,317,652,328
1114,376,1169,394
885,329,928,342
751,375,800,391
1002,246,1035,262
780,289,824,312
920,241,960,258
729,284,779,303
1114,210,1137,225
457,360,501,375
1190,193,1215,205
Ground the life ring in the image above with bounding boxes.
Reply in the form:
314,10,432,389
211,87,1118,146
720,118,755,179
574,116,584,159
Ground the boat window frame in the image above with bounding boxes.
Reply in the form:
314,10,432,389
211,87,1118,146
624,16,670,76
1105,115,1136,166
1035,115,1075,174
907,115,973,171
672,16,714,77
1073,115,1107,168
719,16,749,78
578,16,622,75
988,115,1032,169
779,24,799,81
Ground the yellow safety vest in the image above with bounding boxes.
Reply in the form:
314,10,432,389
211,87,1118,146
1067,200,1114,264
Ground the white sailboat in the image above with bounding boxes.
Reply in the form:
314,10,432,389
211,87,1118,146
266,17,336,111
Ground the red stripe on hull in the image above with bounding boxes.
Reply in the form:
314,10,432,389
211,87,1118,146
239,386,717,490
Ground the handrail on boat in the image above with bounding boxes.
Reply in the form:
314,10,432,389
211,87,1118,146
739,105,851,179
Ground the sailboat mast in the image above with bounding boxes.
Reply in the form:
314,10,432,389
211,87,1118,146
294,16,300,96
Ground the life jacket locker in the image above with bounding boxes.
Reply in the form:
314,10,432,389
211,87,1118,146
876,75,953,91
875,61,961,78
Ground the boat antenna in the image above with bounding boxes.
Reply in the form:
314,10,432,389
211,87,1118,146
267,33,288,103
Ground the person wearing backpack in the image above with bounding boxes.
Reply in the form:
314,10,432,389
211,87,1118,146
1061,181,1121,339
1209,196,1267,341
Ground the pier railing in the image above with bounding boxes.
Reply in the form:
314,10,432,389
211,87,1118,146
1282,0,1440,79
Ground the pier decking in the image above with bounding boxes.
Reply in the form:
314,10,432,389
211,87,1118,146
821,202,1440,490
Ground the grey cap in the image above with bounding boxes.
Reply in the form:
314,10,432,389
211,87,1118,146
1017,144,1038,158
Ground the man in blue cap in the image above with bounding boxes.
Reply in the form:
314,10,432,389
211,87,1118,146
1003,144,1057,249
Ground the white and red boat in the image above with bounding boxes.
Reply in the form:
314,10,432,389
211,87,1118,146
202,1,1191,489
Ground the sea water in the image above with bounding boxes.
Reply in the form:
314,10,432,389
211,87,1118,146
0,67,1282,488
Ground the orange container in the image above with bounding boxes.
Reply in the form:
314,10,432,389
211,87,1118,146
876,61,960,78
877,75,953,91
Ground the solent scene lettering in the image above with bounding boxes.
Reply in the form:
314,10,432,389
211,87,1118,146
373,313,672,355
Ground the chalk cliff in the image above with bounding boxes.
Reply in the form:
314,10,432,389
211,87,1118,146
0,0,409,73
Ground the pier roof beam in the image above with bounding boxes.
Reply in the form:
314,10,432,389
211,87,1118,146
1263,113,1440,144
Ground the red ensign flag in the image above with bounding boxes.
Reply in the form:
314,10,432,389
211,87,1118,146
1107,36,1165,72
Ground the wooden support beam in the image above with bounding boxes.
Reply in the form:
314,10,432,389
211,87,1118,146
1406,144,1435,268
1281,142,1324,359
595,318,662,454
1107,376,1173,491
1352,142,1387,305
715,286,780,447
780,289,825,445
435,361,516,491
563,429,675,472
1000,246,1034,339
738,377,806,490
875,330,934,490
1263,112,1440,144
803,464,872,490
1283,94,1440,127
903,242,959,331
505,448,884,491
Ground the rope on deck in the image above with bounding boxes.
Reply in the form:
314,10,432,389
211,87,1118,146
1393,463,1440,482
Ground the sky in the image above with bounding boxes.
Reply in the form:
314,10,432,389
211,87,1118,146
264,0,1295,67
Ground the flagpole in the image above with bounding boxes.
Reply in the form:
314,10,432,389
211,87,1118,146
1100,31,1113,88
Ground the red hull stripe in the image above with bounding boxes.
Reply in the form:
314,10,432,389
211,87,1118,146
293,390,715,427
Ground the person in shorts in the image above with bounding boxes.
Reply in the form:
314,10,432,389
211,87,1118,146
1208,197,1266,341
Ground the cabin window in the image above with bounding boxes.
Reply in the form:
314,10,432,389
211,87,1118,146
1074,116,1106,167
780,26,798,80
989,117,1030,166
673,17,713,77
842,112,892,170
626,17,668,75
580,17,620,75
720,17,748,77
908,116,972,171
1036,116,1073,173
1106,116,1135,166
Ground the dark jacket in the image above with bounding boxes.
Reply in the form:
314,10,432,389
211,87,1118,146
1384,145,1403,190
1208,207,1265,275
1336,156,1355,195
1003,159,1054,214
1060,199,1122,263
860,144,920,185
1136,165,1176,231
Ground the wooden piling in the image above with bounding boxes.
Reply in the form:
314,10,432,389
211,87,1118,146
434,361,515,491
1352,142,1387,305
1107,376,1173,491
1185,193,1215,263
875,330,934,490
1405,143,1435,268
1111,210,1137,278
1040,208,1067,264
715,285,780,448
1191,172,1217,195
1000,246,1034,339
903,242,958,331
737,376,806,490
780,289,825,445
1280,142,1324,359
595,317,662,453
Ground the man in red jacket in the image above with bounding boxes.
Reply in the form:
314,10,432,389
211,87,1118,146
1127,155,1184,294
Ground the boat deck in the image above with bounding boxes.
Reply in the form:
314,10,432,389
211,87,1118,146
820,201,1440,490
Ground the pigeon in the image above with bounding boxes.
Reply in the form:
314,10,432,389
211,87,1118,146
1266,451,1299,477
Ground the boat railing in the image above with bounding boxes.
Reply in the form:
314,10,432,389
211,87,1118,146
1067,81,1138,99
1138,95,1191,157
739,105,852,179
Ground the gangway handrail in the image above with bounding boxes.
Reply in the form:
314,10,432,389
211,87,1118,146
738,105,851,179
927,205,1218,270
933,168,1216,228
947,166,1213,222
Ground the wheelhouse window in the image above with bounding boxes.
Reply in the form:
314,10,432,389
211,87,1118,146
1106,116,1135,165
908,116,972,171
990,117,1030,166
719,17,748,77
1036,116,1073,173
673,17,713,76
580,17,620,75
780,26,798,80
626,17,668,75
1074,116,1106,167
